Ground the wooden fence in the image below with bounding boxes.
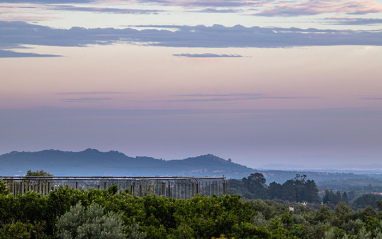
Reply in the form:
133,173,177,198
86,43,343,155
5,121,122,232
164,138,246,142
0,176,229,199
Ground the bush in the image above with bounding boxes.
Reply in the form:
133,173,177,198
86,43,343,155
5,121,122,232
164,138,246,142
0,221,49,239
0,179,9,195
56,202,126,239
0,221,32,239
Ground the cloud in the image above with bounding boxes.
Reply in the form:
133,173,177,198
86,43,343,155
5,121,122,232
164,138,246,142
1,21,382,57
173,53,243,57
197,8,240,13
57,91,129,95
134,0,248,8
327,17,382,25
256,0,382,16
0,0,93,3
51,5,162,14
172,93,263,97
0,0,254,8
163,93,317,102
0,49,61,58
59,97,113,103
57,92,129,103
361,97,382,100
0,4,62,22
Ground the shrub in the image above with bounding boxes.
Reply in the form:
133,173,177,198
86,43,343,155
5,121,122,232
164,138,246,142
56,201,126,239
0,179,9,195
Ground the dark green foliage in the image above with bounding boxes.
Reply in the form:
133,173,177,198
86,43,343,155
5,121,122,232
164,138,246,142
0,221,33,239
0,179,9,195
0,221,49,239
342,191,348,204
233,174,320,203
334,202,354,223
322,189,343,206
243,173,266,194
353,194,382,210
127,219,147,239
107,184,119,195
26,170,53,177
2,185,382,238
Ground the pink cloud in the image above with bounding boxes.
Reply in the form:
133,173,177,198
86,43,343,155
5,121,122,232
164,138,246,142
256,0,382,16
0,4,61,21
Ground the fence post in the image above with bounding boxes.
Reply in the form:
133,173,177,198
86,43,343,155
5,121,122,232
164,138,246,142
167,181,171,198
161,182,166,196
139,182,143,197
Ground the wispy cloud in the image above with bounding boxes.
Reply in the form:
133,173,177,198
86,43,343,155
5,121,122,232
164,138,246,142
57,91,129,95
0,0,94,3
59,97,113,103
0,49,61,58
360,97,382,100
164,93,317,102
196,8,240,13
256,0,382,16
1,21,382,57
134,0,249,8
51,5,162,14
0,4,61,22
172,93,263,97
173,53,243,57
0,0,252,8
327,17,382,25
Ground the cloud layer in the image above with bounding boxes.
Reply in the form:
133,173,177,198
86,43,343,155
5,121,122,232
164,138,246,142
173,53,243,57
1,21,381,56
328,17,382,25
51,5,162,14
165,93,317,102
2,0,382,17
0,49,61,58
256,0,382,16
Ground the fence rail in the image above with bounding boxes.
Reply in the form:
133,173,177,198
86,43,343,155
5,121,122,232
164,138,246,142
0,176,229,199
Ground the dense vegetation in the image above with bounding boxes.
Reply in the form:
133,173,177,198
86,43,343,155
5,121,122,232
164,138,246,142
230,173,320,203
1,178,382,239
230,173,382,211
1,171,382,238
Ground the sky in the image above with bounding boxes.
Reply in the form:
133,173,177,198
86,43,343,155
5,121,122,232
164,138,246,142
0,0,381,169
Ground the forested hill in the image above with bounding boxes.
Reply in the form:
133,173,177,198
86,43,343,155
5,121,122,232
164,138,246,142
0,149,255,178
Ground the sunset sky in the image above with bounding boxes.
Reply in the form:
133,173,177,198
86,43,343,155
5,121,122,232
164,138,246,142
1,0,381,168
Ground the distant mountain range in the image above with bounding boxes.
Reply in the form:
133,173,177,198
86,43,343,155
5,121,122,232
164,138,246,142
258,163,382,174
1,149,382,183
0,149,256,178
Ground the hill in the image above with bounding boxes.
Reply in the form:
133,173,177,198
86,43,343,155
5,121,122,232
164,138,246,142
1,149,380,184
0,149,255,178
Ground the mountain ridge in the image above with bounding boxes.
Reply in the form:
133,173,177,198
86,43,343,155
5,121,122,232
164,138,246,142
0,149,255,178
3,149,382,183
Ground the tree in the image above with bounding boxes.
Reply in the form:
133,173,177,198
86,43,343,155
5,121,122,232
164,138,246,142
281,180,296,202
56,202,127,239
25,169,53,186
323,190,341,206
342,192,348,204
334,202,353,222
25,170,52,177
353,194,382,210
304,180,320,203
242,173,266,194
0,179,9,195
268,182,282,200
